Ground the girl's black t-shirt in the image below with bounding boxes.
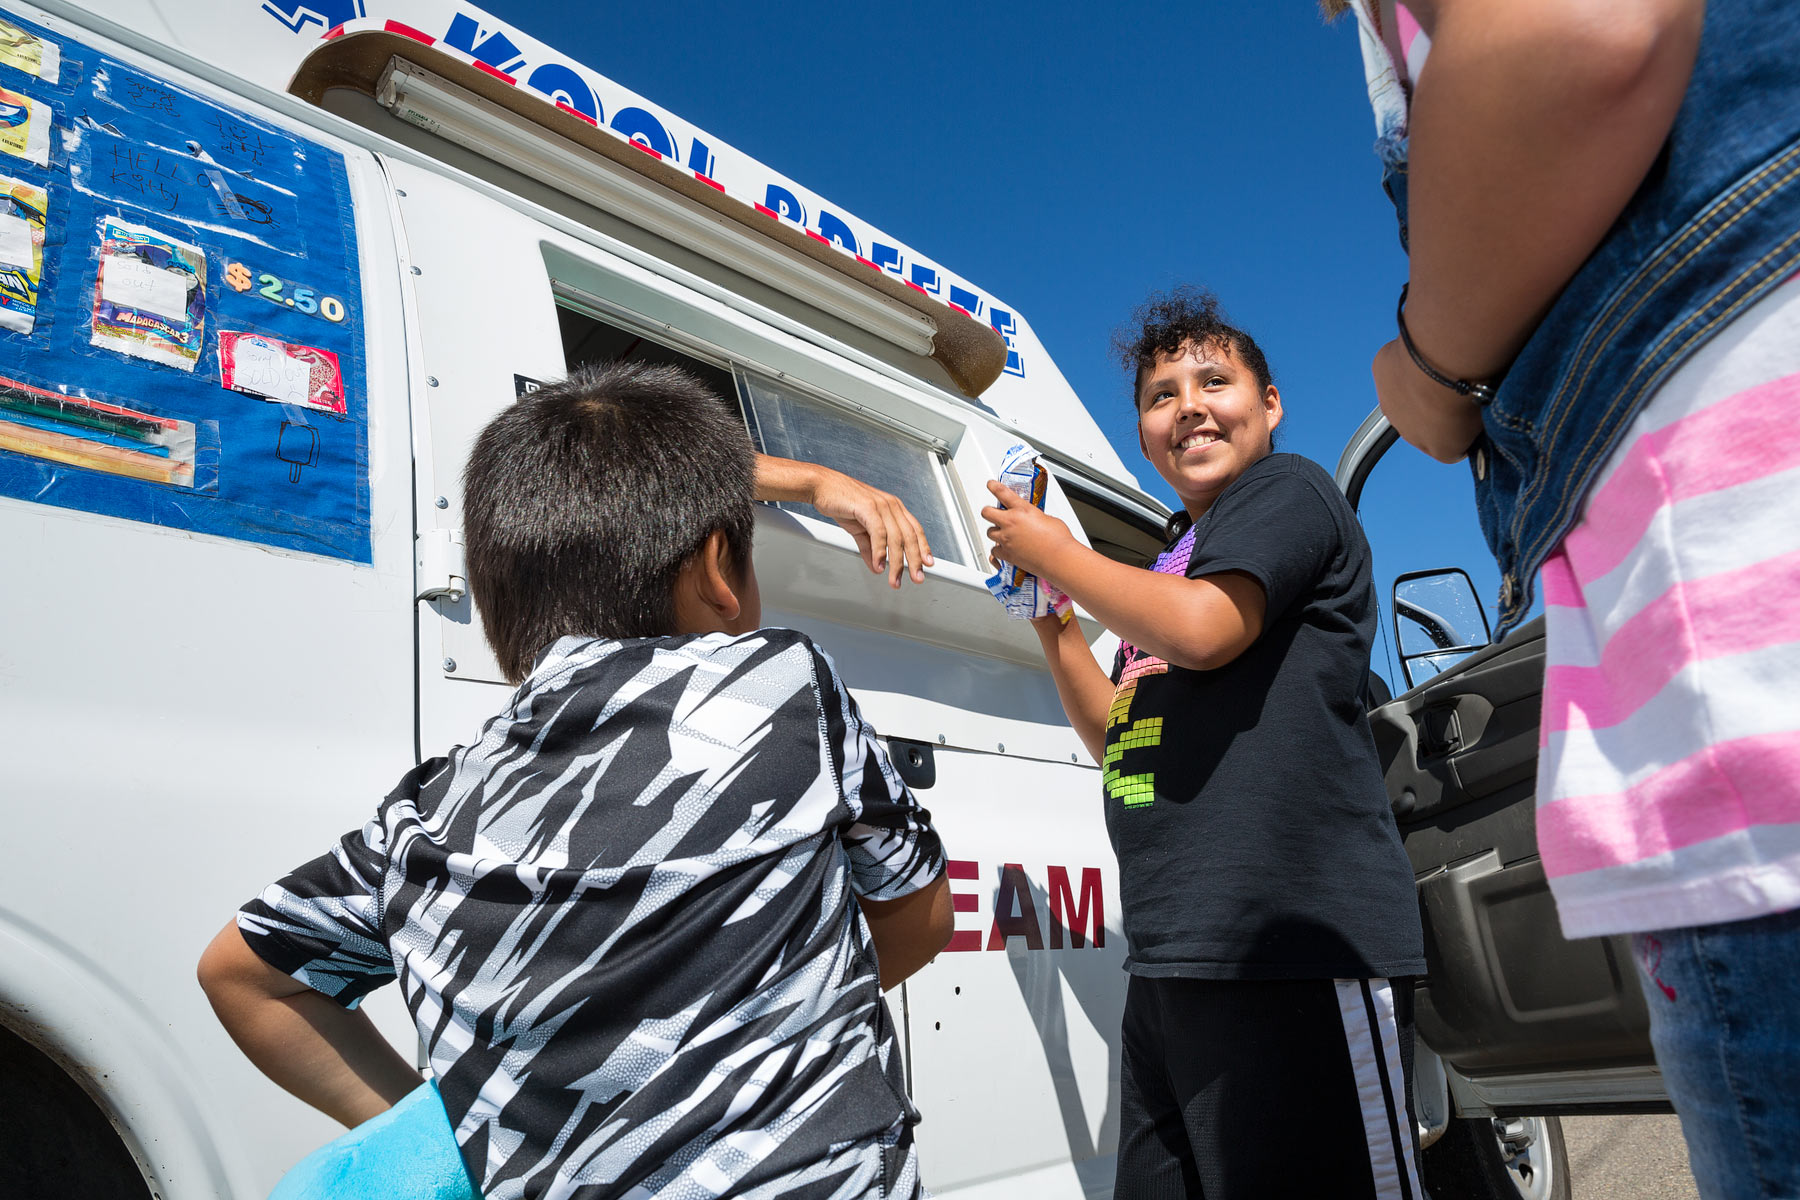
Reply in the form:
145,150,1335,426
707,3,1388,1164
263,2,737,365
1105,452,1425,980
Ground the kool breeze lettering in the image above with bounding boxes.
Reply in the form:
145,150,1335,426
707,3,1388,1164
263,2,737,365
944,861,1107,953
430,10,1027,378
259,2,1026,379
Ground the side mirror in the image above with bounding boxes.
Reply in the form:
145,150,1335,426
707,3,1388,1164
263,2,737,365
1393,568,1491,690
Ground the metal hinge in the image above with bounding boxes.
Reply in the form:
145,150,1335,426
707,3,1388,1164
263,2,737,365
416,527,467,603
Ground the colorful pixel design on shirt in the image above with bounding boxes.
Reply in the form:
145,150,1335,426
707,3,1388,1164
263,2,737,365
1105,526,1197,808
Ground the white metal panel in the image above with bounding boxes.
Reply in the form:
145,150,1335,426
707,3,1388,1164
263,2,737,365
906,750,1123,1198
382,156,567,715
0,113,416,1200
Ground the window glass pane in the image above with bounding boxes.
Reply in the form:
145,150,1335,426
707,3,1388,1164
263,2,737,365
736,370,968,567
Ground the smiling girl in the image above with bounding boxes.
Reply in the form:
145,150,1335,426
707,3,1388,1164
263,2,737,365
984,288,1424,1199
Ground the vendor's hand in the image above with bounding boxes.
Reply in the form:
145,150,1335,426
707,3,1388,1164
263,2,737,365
981,481,1075,580
1373,338,1485,464
808,468,934,588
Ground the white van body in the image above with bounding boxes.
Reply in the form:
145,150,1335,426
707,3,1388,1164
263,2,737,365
0,2,1169,1196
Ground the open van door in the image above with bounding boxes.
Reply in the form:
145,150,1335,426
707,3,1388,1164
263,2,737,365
1335,412,1665,1196
1373,607,1661,1109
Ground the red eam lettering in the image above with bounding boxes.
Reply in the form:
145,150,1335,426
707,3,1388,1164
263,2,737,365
943,860,1106,953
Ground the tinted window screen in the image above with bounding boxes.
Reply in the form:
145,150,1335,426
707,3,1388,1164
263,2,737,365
737,369,968,567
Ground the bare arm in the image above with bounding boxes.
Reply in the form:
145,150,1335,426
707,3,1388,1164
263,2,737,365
983,483,1266,674
1029,613,1115,762
856,874,953,990
754,455,934,587
197,923,419,1128
1376,0,1706,461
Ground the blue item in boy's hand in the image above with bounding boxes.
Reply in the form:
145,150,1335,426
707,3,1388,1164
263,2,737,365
985,441,1073,622
269,1081,477,1200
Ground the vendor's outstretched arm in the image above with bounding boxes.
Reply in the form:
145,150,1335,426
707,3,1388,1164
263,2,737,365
198,922,419,1128
754,455,934,588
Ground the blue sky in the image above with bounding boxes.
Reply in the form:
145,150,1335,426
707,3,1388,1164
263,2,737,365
492,0,1504,685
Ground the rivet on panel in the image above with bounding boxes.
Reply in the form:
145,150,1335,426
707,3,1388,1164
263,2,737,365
409,265,422,276
443,658,457,672
427,376,439,387
435,496,449,509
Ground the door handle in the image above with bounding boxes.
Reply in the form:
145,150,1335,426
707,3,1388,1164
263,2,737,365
1418,704,1463,760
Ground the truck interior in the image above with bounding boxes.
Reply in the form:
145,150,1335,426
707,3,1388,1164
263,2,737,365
1376,618,1661,1110
1336,411,1665,1118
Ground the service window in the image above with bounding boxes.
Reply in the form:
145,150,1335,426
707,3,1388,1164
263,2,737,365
556,303,741,416
735,369,971,568
554,299,972,569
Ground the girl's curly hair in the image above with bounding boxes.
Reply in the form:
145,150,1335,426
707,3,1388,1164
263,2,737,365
1111,286,1274,405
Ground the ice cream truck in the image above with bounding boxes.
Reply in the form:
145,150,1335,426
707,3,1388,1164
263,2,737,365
0,2,1645,1198
0,1,1157,1196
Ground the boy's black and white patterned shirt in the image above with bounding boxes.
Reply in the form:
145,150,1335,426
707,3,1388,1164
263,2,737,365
239,629,945,1200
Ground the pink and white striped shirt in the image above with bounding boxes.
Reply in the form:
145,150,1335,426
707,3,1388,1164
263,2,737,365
1535,273,1800,938
1351,0,1800,938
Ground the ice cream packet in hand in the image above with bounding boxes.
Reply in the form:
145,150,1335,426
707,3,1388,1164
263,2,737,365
985,442,1074,622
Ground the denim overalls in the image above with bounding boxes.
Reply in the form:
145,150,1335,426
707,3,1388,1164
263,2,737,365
1373,0,1800,634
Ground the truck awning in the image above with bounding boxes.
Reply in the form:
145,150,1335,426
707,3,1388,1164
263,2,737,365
287,23,1010,398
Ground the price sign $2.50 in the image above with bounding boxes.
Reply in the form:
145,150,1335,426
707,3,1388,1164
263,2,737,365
224,261,347,323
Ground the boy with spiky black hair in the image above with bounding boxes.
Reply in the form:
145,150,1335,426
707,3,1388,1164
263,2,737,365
201,362,953,1200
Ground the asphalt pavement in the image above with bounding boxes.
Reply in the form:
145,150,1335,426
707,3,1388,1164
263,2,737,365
1564,1115,1697,1200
